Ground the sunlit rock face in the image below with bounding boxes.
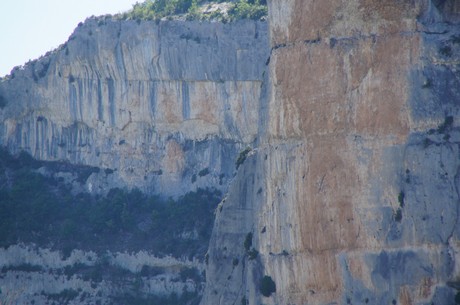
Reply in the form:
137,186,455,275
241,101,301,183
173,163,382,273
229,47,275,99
0,16,270,305
0,18,268,197
1,1,460,304
202,1,460,305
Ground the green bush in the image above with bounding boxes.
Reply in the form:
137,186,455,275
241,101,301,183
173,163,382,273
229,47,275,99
140,265,165,277
119,0,267,21
440,45,453,57
1,264,43,273
260,275,276,297
437,116,454,134
228,0,267,21
236,147,252,169
43,289,79,302
398,191,405,208
248,248,258,260
199,168,210,177
186,2,201,21
121,0,205,20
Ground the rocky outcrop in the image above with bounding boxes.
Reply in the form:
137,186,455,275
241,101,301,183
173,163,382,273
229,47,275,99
0,17,268,197
203,1,460,305
0,15,269,305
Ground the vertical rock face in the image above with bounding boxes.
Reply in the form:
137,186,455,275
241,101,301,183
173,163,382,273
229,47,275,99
0,16,269,305
0,18,268,197
203,1,460,305
0,17,270,304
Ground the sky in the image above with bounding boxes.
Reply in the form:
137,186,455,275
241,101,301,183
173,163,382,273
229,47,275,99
0,0,141,77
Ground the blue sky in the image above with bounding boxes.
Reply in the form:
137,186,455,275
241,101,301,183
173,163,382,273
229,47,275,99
0,0,140,77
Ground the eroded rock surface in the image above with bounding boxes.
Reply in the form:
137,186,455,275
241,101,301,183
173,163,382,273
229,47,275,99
203,1,460,304
0,16,269,305
0,18,268,197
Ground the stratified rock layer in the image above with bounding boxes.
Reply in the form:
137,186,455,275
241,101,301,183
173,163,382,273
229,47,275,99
203,1,460,305
0,16,269,305
0,18,268,197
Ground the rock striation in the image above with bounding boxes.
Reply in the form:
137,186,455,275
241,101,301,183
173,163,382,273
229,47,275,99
0,17,268,197
203,1,460,305
1,1,460,305
0,244,204,305
0,16,269,305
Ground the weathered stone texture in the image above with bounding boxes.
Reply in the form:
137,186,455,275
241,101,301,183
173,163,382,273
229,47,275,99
203,1,460,305
1,1,459,304
0,18,268,197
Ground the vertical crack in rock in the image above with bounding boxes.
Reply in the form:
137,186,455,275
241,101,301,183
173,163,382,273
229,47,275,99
0,18,269,198
202,1,460,304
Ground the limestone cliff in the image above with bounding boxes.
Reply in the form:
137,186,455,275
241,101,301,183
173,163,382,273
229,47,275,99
1,1,460,305
0,17,268,197
0,15,269,305
203,1,460,305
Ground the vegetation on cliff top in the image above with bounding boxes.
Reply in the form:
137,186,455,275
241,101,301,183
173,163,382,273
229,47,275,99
118,0,267,22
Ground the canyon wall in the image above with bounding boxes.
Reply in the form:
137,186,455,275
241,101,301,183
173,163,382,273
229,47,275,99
203,1,460,304
0,18,268,197
0,16,269,305
1,1,460,304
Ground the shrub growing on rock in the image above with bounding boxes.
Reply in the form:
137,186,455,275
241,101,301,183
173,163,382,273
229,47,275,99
260,275,276,297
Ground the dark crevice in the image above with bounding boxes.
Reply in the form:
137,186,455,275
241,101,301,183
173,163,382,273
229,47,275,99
269,26,457,57
423,30,450,35
303,37,321,45
269,30,421,55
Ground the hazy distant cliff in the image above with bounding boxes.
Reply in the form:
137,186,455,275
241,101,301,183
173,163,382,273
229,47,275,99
203,1,460,305
0,17,268,197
